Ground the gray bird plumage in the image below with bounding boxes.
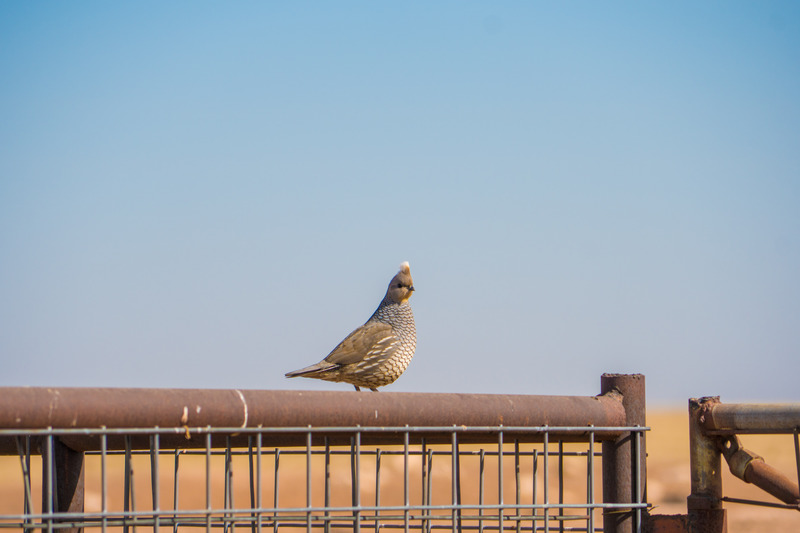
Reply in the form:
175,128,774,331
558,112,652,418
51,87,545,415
285,262,416,391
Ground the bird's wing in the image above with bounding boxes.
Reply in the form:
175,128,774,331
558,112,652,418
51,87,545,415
323,321,399,366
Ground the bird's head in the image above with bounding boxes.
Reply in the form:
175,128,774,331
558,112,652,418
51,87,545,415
385,261,415,304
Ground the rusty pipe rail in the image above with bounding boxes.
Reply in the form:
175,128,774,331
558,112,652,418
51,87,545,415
701,402,800,434
0,387,628,453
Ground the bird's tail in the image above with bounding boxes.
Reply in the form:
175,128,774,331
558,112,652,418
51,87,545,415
285,362,337,378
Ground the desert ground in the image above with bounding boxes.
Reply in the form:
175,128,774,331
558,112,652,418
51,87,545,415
1,409,798,532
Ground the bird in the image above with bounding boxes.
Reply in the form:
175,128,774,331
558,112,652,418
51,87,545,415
285,262,416,391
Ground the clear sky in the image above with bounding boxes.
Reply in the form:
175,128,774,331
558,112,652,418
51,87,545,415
1,2,798,405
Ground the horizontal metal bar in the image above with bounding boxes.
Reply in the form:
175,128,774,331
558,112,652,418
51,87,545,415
1,500,649,522
0,525,568,532
0,434,629,453
0,424,646,437
83,448,606,458
704,428,800,436
0,421,642,454
0,518,606,529
703,403,800,433
721,496,800,510
0,516,615,532
0,388,625,430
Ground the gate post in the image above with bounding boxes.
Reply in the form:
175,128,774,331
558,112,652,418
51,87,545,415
688,397,726,533
601,373,647,533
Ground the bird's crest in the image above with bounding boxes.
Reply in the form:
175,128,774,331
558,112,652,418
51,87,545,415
399,261,410,274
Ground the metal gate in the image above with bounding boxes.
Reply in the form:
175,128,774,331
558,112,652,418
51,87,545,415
687,397,800,532
0,374,648,533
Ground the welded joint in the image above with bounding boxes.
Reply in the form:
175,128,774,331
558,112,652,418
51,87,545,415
694,396,719,427
599,388,624,403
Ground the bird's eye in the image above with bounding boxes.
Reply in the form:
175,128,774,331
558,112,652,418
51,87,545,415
397,283,404,288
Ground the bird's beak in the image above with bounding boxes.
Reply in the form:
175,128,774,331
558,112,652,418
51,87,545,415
409,286,415,292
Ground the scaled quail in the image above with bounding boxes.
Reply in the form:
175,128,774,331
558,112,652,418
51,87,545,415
285,262,416,391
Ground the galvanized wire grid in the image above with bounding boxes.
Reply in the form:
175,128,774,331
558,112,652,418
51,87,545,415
0,426,648,532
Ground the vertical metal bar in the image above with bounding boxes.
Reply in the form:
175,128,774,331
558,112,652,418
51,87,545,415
794,428,800,499
421,438,428,533
24,436,34,533
206,431,212,533
41,435,84,533
498,429,503,533
425,448,433,533
543,429,549,533
479,449,485,533
376,448,383,533
132,466,138,533
47,435,86,533
688,397,724,533
102,433,108,533
224,440,230,533
532,449,538,533
353,431,362,533
588,430,595,533
16,436,34,533
403,431,410,533
634,427,642,533
451,429,461,533
249,436,257,533
45,433,54,533
514,440,521,533
452,430,457,532
351,436,357,530
558,440,564,533
26,436,33,533
59,439,85,533
273,449,280,533
151,433,160,533
306,430,312,533
601,374,647,533
324,437,330,533
257,432,263,533
456,434,462,533
173,450,181,533
124,435,132,533
225,436,234,533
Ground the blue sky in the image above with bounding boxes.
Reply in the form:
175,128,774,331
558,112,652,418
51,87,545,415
1,2,799,405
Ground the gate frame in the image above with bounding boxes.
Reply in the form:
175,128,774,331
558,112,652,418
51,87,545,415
0,373,649,533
